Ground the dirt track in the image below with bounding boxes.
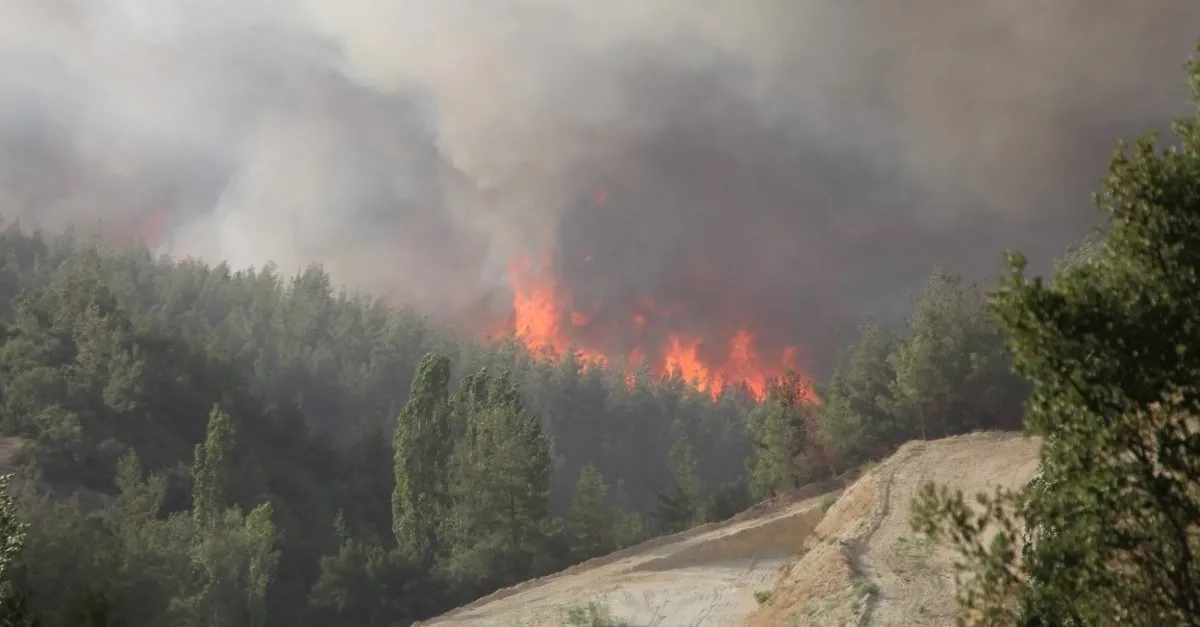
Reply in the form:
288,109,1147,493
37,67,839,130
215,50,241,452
421,431,1041,626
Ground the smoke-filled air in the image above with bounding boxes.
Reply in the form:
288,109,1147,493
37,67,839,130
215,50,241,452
3,0,1199,392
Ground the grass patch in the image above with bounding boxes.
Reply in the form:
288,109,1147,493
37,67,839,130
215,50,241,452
892,533,933,555
853,576,879,598
564,602,629,627
754,589,773,605
886,533,935,580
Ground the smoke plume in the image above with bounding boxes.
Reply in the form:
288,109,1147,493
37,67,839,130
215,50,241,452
2,0,1198,375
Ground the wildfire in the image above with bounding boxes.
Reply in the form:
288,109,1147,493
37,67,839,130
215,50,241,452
505,254,815,403
126,209,167,248
125,192,814,405
508,256,609,367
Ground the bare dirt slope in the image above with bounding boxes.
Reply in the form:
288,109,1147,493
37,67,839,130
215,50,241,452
746,431,1042,627
421,432,1040,627
419,485,841,626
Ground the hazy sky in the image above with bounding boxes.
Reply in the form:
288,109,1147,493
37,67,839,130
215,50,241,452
2,0,1198,373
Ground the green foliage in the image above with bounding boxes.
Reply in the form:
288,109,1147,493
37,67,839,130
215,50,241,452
656,436,704,534
308,514,412,626
747,371,816,500
611,509,650,550
191,407,235,524
889,269,1025,440
0,475,25,585
563,602,628,626
443,370,557,591
913,42,1200,627
0,473,36,626
0,137,1042,624
392,352,453,568
703,478,752,523
568,464,617,560
816,270,1026,480
1054,231,1105,275
818,323,899,469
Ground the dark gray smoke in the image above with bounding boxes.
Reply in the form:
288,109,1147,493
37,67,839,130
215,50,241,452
2,0,1198,375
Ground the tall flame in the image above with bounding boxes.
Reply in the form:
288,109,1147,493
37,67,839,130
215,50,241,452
508,256,609,367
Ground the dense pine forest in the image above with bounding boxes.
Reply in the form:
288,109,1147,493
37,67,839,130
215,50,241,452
0,217,1026,626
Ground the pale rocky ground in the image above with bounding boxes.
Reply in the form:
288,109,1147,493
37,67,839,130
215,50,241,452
745,431,1041,627
419,431,1042,627
419,493,829,626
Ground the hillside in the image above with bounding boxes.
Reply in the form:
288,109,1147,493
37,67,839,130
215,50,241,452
419,431,1042,626
0,225,1027,626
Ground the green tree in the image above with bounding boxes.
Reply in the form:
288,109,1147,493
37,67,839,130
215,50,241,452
890,268,1023,440
568,464,616,560
392,352,453,568
445,370,555,590
309,513,411,627
102,454,192,624
703,478,752,523
0,474,36,627
0,221,764,625
178,405,280,626
747,371,815,500
192,406,235,523
173,503,279,627
0,475,25,590
449,367,491,442
913,43,1200,626
818,323,900,470
1054,231,1105,274
656,436,703,534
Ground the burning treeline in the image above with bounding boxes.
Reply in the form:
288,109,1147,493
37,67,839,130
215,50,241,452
507,253,811,402
500,183,816,402
132,200,815,403
7,1,1198,410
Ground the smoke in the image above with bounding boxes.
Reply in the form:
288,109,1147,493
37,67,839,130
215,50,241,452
2,0,1197,374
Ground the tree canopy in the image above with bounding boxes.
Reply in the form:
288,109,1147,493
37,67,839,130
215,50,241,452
913,42,1200,627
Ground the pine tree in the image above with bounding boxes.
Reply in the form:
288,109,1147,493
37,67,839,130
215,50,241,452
818,323,900,469
747,371,814,500
446,370,553,589
568,464,616,560
703,479,751,523
889,268,1024,439
656,436,703,534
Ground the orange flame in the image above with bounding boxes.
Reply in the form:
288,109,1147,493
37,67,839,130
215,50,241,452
509,256,608,367
506,254,816,403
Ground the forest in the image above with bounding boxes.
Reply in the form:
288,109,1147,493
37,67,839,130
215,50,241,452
0,212,1025,626
0,37,1195,627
